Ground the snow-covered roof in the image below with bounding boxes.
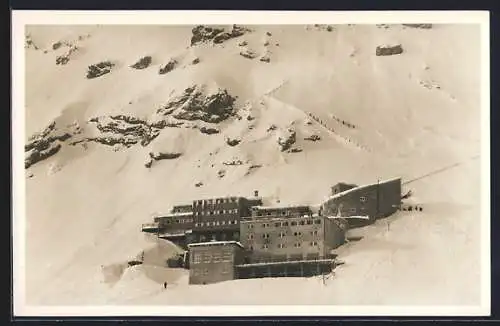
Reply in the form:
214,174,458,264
252,205,311,210
325,177,402,202
155,211,193,218
188,240,244,249
326,215,370,220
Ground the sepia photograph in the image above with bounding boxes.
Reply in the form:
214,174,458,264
12,10,490,316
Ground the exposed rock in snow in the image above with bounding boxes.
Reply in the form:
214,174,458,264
276,128,296,152
145,151,182,168
240,48,258,59
130,56,152,69
376,44,404,56
403,24,433,29
304,134,321,142
226,138,241,147
25,121,73,168
158,85,236,124
199,126,220,135
158,59,177,75
86,61,114,79
191,24,249,46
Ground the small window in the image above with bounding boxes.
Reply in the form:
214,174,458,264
314,219,322,224
262,223,267,228
360,196,367,202
248,224,254,229
278,243,285,249
267,212,272,216
291,221,297,226
262,244,269,250
210,211,214,215
274,222,280,227
310,241,318,246
294,243,301,248
299,220,305,226
203,269,209,275
279,232,286,238
216,221,220,226
195,223,199,227
350,208,357,213
222,220,226,225
282,222,289,227
282,211,286,216
307,220,313,225
257,213,263,217
248,234,254,240
262,233,270,239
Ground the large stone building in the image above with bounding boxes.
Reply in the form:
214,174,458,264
239,210,346,263
188,241,245,285
321,177,402,225
191,196,262,242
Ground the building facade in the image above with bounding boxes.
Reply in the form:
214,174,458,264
191,196,262,242
239,214,344,263
188,241,245,284
321,177,402,224
250,205,312,218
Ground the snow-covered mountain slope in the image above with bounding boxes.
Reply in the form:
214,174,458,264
22,23,482,306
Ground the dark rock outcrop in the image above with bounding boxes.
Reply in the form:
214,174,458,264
240,49,257,59
259,54,271,63
56,55,70,65
130,56,152,69
277,128,296,152
25,121,74,168
226,138,241,146
288,147,303,153
223,159,244,166
304,134,321,142
199,126,220,135
25,142,61,168
159,85,236,124
87,61,114,79
191,25,225,46
52,41,62,50
191,24,249,46
145,151,182,168
403,24,432,29
217,169,226,178
89,115,160,147
376,44,404,56
159,59,177,75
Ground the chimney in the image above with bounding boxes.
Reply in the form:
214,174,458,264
254,190,259,197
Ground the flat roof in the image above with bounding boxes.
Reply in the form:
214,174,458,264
325,177,402,201
326,215,370,220
155,212,193,218
188,240,245,249
236,259,335,268
252,205,311,210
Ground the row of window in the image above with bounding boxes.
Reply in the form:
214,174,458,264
192,252,233,264
247,230,320,240
194,209,239,215
258,241,319,250
192,266,230,276
246,219,322,229
162,218,193,224
194,220,238,227
194,198,238,205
